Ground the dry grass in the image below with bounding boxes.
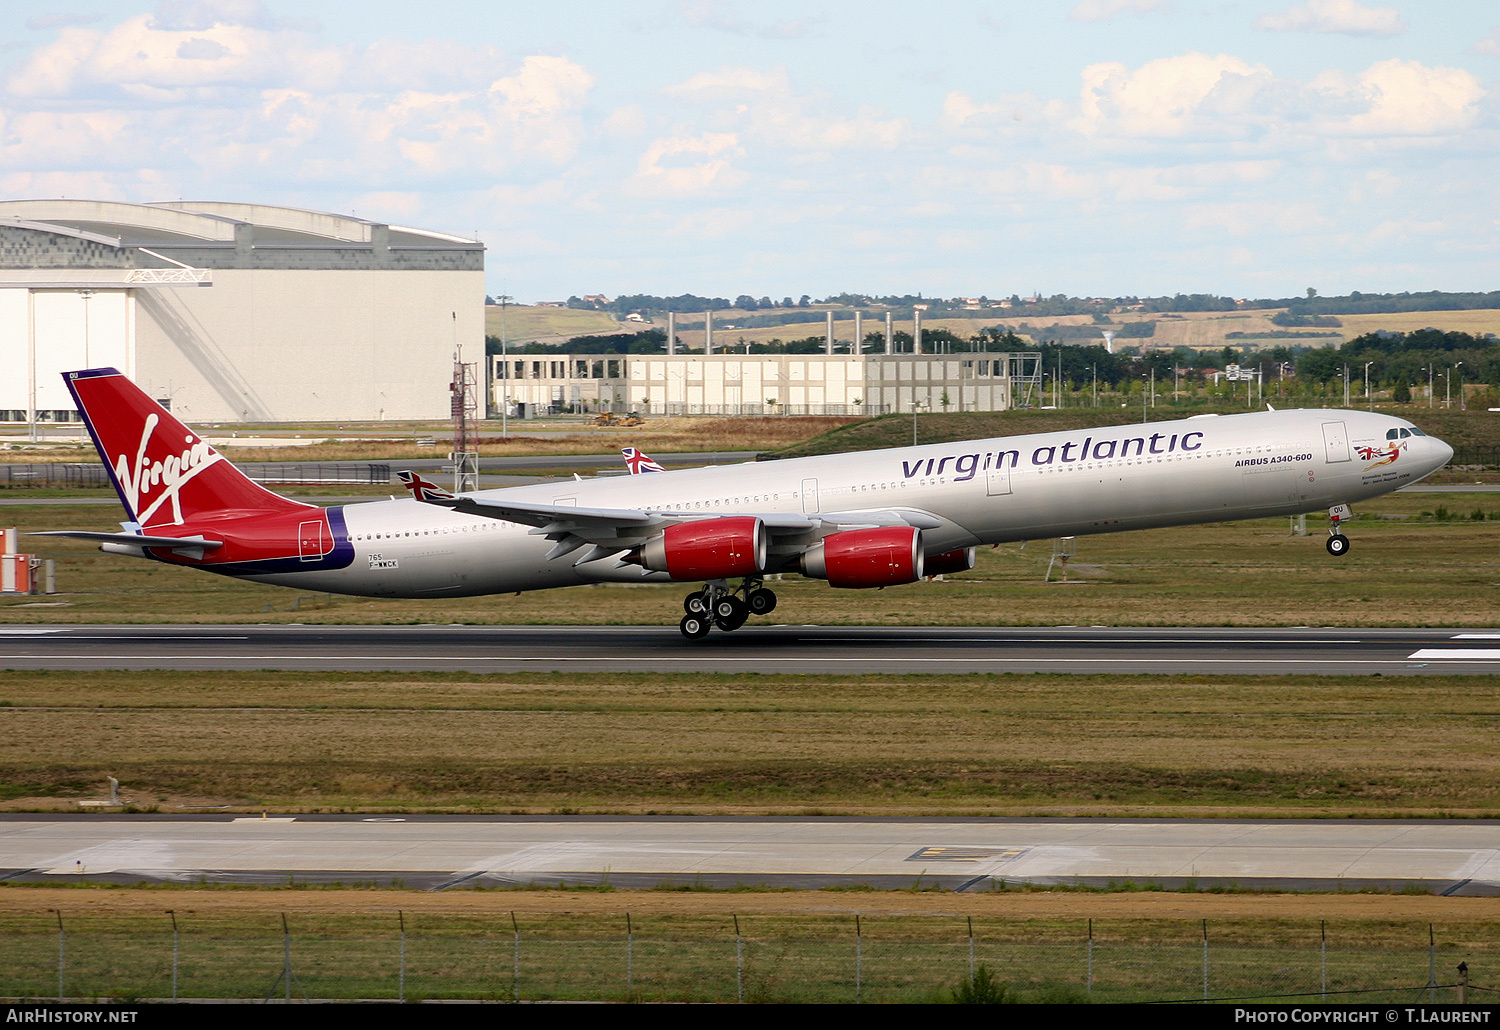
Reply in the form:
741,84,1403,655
1,669,1499,816
6,885,1499,925
0,416,856,465
485,304,620,342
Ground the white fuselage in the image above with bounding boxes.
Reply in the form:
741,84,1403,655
246,408,1451,598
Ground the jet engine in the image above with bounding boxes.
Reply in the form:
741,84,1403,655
923,546,976,577
639,516,767,580
800,526,923,588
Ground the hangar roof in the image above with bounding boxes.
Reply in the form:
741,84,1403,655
0,199,483,272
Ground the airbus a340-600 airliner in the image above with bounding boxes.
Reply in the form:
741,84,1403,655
41,367,1453,639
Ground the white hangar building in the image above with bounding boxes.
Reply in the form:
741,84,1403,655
0,200,484,424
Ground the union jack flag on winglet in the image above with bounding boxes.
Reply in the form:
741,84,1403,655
622,447,665,475
397,470,457,501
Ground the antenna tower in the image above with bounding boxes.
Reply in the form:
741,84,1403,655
451,337,479,494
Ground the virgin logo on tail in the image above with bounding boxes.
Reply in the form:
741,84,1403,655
66,367,314,527
114,412,225,526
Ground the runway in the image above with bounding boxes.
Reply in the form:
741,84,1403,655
2,815,1495,893
0,624,1497,674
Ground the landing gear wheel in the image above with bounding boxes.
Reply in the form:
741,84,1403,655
679,613,712,639
747,588,777,616
1326,534,1350,557
713,595,749,631
684,590,708,615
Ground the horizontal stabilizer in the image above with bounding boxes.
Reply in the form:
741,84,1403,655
30,530,224,550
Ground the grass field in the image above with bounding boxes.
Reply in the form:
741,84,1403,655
484,304,621,343
2,667,1500,816
0,889,1488,1002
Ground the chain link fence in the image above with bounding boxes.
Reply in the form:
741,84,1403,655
0,462,391,489
0,912,1487,1004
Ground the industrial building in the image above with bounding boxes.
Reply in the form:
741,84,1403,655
493,351,1040,417
0,200,484,425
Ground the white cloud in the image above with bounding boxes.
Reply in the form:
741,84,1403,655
1257,0,1406,37
664,65,908,152
630,132,746,195
1315,59,1484,136
1070,52,1483,141
1076,53,1271,137
1069,0,1170,23
1473,27,1500,58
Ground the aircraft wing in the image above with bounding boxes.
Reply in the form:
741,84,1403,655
402,472,942,567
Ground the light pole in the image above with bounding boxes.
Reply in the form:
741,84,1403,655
1364,361,1373,411
495,295,512,437
1456,362,1465,410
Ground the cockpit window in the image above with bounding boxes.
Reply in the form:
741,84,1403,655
1387,429,1400,440
1409,427,1427,436
1400,428,1411,439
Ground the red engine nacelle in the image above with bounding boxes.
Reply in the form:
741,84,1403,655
800,526,923,588
640,516,766,580
924,546,976,577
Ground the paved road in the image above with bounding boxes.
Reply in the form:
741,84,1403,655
1,814,1494,892
0,624,1496,675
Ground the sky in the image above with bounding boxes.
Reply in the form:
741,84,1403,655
2,0,1499,303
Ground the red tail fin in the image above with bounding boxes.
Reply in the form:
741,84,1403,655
65,368,310,529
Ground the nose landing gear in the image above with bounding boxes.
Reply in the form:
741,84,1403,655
678,578,779,639
1326,503,1352,557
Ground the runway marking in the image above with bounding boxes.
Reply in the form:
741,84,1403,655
908,846,1026,862
1409,649,1500,660
0,629,64,635
1452,634,1500,639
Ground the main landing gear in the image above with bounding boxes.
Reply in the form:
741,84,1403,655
1326,503,1352,557
679,578,778,639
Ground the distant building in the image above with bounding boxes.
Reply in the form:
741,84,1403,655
492,351,1039,418
0,199,483,423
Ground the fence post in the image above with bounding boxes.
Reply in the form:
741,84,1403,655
626,912,633,1000
734,915,743,1004
967,916,974,980
52,909,64,1002
1087,918,1093,996
511,911,520,1004
855,914,862,1005
169,910,179,1002
1202,919,1209,1004
1429,924,1437,1004
398,911,405,1004
283,913,292,1003
1321,920,1326,1001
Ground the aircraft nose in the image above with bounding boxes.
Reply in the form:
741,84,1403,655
1432,435,1454,468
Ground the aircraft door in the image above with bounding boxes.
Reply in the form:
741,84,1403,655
986,461,1012,496
298,519,326,561
801,478,819,514
1322,421,1351,463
